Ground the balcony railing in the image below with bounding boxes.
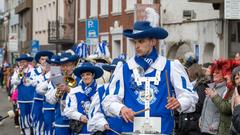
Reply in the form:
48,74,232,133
48,20,74,44
15,0,32,14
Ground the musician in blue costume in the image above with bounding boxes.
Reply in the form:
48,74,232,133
45,50,79,135
11,54,35,135
64,62,103,135
88,58,126,135
32,51,53,135
102,21,199,134
36,55,61,135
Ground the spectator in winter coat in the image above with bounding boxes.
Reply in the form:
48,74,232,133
200,61,227,135
203,59,238,135
231,66,240,134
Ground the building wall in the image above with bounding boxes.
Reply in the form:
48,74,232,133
18,9,32,52
77,0,160,58
76,0,223,61
8,0,20,63
16,0,33,53
160,0,223,63
161,0,219,24
164,20,221,64
32,0,56,50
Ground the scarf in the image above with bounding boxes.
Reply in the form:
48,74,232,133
81,79,97,98
134,47,158,71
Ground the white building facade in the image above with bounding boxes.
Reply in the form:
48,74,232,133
161,0,221,64
32,0,57,52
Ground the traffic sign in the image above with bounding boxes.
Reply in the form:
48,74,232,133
86,19,99,38
31,40,40,57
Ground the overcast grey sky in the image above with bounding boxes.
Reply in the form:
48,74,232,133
0,0,4,12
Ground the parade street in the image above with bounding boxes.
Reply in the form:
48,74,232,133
1,0,240,135
0,88,20,135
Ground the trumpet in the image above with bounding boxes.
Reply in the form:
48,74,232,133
17,66,24,79
55,87,65,99
18,71,24,79
63,69,77,88
65,76,77,88
55,73,77,99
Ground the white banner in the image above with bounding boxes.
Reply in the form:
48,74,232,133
225,0,240,19
8,33,18,52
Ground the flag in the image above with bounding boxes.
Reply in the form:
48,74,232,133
96,41,110,57
75,42,89,58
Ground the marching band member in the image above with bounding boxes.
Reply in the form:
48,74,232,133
64,62,103,134
45,50,79,135
101,21,198,134
101,58,126,82
87,56,111,85
32,51,53,135
87,58,126,135
11,54,35,135
35,54,61,135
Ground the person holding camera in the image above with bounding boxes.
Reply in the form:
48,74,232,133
201,59,238,135
199,60,228,135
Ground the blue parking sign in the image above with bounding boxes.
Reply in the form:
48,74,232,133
31,40,40,56
86,19,99,38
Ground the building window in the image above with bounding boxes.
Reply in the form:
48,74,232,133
90,0,98,17
48,3,52,21
142,0,154,4
100,0,108,16
40,7,43,31
52,1,56,21
112,0,121,14
36,8,39,31
126,0,136,11
80,0,86,19
44,5,47,31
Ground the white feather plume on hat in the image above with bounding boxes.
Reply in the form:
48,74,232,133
145,7,159,27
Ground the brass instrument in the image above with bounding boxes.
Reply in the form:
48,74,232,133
63,68,77,88
18,71,24,79
55,71,77,99
55,87,65,99
65,75,77,88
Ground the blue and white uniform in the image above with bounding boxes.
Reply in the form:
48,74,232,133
31,66,45,135
64,80,99,135
102,56,198,134
11,67,35,130
45,82,72,135
36,72,55,135
88,84,123,135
